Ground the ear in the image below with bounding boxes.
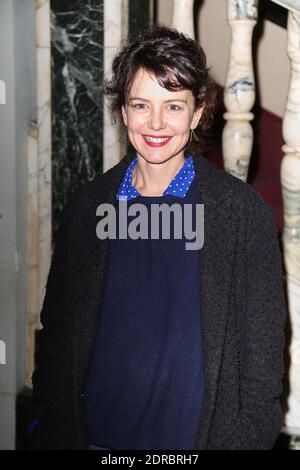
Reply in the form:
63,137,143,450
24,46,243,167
191,104,205,130
121,105,128,127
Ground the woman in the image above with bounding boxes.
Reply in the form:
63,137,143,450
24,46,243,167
30,25,286,450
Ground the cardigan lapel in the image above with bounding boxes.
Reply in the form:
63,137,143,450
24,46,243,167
71,151,237,449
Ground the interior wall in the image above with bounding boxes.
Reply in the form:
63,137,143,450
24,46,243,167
0,0,17,449
156,0,290,118
0,0,36,449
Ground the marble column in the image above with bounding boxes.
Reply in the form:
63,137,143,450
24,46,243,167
26,121,39,387
23,0,53,387
279,8,300,441
129,0,151,36
36,0,52,316
51,0,103,236
171,0,195,38
222,0,258,182
26,0,104,386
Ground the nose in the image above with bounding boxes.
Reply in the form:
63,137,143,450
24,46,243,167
148,106,166,131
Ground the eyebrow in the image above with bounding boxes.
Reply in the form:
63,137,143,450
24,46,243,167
128,97,187,103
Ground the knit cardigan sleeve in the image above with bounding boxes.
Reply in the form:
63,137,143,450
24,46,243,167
29,194,75,449
227,198,286,449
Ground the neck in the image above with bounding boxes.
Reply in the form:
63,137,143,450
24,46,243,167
132,152,186,197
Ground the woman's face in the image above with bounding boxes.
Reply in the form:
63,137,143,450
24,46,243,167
121,68,204,164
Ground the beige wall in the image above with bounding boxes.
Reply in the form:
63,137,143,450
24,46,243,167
156,0,290,118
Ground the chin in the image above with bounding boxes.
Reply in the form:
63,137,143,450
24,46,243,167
141,154,173,164
136,147,177,163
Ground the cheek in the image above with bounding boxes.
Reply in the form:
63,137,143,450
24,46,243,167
169,116,192,134
127,114,146,132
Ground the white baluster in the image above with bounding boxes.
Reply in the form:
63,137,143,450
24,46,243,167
222,0,258,181
280,9,300,439
172,0,195,38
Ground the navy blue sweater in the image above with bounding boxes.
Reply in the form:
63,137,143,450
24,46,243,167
85,177,204,450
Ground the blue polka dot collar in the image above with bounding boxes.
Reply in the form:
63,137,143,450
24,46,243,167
116,154,195,201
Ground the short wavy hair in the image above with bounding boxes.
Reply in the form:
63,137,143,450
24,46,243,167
104,25,218,154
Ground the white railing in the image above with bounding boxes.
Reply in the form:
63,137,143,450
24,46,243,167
172,0,300,442
273,0,300,440
172,0,195,38
222,0,258,181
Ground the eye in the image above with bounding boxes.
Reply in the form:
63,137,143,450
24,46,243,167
130,103,148,111
168,104,182,111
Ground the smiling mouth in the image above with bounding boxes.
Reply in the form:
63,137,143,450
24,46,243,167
142,135,173,146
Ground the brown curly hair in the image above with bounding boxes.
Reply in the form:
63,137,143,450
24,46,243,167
104,25,218,154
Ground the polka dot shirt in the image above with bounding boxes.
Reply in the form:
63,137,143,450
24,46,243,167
116,154,195,201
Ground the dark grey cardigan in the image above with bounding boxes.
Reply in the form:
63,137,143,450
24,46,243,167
30,151,286,449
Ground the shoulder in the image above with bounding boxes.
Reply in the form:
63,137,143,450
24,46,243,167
61,154,133,216
197,155,276,223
